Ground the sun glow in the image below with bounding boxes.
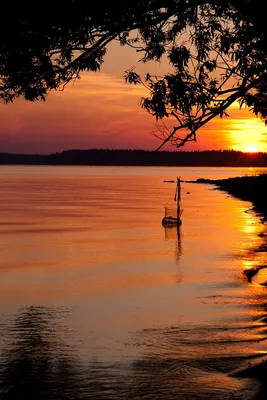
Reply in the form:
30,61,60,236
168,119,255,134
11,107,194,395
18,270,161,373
244,144,259,153
227,115,267,153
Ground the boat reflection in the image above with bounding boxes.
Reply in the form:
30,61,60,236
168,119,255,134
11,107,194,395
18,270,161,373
164,225,183,284
164,225,182,262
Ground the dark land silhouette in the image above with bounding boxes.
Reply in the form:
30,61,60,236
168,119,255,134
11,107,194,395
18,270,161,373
1,149,267,167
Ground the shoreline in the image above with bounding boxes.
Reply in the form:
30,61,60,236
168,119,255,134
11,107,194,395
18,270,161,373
195,173,267,397
194,174,267,223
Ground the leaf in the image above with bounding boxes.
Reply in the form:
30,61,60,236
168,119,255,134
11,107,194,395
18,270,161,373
124,69,141,85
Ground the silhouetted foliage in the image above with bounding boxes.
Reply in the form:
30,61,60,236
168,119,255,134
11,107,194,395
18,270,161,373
1,1,267,148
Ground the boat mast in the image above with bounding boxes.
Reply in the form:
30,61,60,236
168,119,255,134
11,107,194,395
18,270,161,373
177,177,181,220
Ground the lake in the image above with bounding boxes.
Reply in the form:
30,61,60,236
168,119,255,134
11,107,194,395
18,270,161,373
0,165,267,399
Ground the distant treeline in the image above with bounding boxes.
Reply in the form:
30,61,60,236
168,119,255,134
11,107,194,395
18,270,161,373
1,149,267,167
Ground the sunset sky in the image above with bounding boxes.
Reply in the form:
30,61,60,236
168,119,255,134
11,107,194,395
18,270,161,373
1,42,267,154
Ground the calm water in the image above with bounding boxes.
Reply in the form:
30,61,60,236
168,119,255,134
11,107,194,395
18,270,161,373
0,166,267,400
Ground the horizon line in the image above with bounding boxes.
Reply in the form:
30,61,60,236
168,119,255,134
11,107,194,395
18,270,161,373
1,148,267,156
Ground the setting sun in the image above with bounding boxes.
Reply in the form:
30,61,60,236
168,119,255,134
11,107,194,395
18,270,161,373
226,109,267,153
244,144,259,153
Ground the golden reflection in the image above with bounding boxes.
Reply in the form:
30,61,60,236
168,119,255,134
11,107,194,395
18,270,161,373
2,166,267,399
240,257,267,286
241,208,260,235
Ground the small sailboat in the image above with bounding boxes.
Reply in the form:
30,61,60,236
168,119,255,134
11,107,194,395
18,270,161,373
162,177,183,226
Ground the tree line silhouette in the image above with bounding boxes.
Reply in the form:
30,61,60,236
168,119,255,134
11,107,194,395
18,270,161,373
0,149,266,167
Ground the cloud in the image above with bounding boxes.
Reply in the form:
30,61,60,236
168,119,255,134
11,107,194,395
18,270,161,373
0,71,266,153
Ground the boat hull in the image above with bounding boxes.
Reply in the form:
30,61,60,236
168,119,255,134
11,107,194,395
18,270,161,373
162,217,182,226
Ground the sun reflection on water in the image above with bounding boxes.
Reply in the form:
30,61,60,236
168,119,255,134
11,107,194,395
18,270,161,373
0,166,267,399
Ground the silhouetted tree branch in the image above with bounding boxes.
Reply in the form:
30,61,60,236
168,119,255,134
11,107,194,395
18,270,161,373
1,0,267,148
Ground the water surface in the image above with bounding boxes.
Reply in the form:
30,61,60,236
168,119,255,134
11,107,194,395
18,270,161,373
0,166,267,399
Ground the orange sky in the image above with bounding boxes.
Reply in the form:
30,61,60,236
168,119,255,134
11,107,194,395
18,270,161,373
1,42,267,154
